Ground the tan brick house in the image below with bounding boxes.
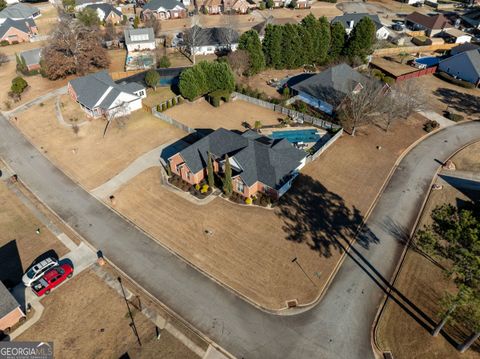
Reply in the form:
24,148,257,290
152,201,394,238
168,128,307,199
0,18,38,44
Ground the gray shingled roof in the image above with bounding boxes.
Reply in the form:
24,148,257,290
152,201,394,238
19,47,42,67
75,0,104,6
0,3,40,19
69,70,144,110
177,128,306,189
331,13,384,31
85,3,122,20
185,26,239,47
0,281,20,319
124,27,155,45
0,18,36,39
291,63,370,105
451,42,480,56
143,0,185,11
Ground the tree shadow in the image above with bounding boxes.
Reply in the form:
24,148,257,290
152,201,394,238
433,87,480,116
276,174,371,257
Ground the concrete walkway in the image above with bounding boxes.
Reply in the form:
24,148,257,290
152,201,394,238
3,86,67,117
419,110,456,128
54,96,88,129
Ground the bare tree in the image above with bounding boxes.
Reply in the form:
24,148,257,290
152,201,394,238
183,15,204,64
218,3,239,51
0,52,9,66
144,15,162,37
102,102,130,137
226,49,250,75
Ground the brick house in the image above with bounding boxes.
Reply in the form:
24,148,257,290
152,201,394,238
405,11,452,37
18,47,42,71
0,18,38,44
197,0,222,14
142,0,186,20
168,128,307,199
0,281,25,334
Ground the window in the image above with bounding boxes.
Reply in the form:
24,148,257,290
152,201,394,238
176,163,183,173
237,180,244,193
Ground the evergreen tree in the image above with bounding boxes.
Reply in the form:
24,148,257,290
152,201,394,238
317,16,331,64
223,155,233,196
297,24,313,65
301,14,320,65
238,30,265,75
329,22,346,61
0,0,6,11
207,152,215,188
263,24,283,69
145,70,160,90
282,24,302,69
179,68,200,100
344,17,376,62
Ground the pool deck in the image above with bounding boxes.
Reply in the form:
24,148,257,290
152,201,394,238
259,126,328,150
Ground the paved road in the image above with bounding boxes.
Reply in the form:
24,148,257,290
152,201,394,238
1,114,480,358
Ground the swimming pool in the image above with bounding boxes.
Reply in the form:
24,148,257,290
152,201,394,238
414,56,440,67
270,129,320,143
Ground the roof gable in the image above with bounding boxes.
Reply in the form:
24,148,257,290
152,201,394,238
0,3,39,19
143,0,185,10
405,11,450,30
332,13,384,31
0,18,35,38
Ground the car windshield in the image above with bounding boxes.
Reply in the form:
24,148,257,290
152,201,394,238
26,268,36,279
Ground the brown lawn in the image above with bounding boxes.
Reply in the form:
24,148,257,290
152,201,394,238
257,3,342,21
165,99,285,131
14,97,185,190
0,180,67,286
142,87,177,108
108,49,128,73
0,61,68,111
35,4,58,36
0,41,48,57
450,141,480,172
375,175,480,358
111,116,425,309
17,269,199,359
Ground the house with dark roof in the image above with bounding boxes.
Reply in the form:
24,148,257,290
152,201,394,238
68,71,147,119
438,49,480,87
86,3,122,23
183,26,239,55
461,8,480,30
405,11,452,37
0,18,38,44
0,281,25,334
141,0,186,20
450,42,479,56
74,0,106,11
124,27,156,51
168,128,307,199
252,16,298,39
0,3,41,24
331,13,390,40
196,0,222,14
18,47,42,71
290,63,371,115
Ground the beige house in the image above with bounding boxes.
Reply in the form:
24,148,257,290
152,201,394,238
0,281,25,334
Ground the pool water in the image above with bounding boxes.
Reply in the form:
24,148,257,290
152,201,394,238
270,129,320,143
414,56,440,67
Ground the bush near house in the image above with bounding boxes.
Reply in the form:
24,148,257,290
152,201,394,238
447,113,464,122
436,72,476,89
423,120,439,133
10,77,28,95
157,55,171,68
207,89,231,107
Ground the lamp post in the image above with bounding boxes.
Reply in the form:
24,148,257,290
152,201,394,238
117,276,142,347
291,257,317,288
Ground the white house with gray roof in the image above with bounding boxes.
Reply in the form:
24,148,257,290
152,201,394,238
85,3,122,23
438,49,480,87
0,3,41,24
74,0,106,11
124,28,156,52
331,13,390,40
68,71,146,119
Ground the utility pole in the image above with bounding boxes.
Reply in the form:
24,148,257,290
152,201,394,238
118,276,142,347
292,257,317,288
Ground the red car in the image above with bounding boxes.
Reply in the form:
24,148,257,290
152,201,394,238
31,264,74,297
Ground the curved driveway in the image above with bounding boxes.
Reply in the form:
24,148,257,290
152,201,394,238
1,115,479,359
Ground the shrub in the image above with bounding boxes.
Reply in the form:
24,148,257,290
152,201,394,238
166,100,172,109
423,120,439,133
161,103,166,111
383,76,395,85
195,183,200,191
11,41,18,45
245,197,252,205
436,72,475,89
172,97,177,106
0,40,8,47
158,55,171,68
11,76,28,95
254,120,262,130
201,184,209,193
157,104,161,112
210,96,220,107
447,113,464,122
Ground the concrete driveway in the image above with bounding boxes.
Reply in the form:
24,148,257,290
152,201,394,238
1,113,480,358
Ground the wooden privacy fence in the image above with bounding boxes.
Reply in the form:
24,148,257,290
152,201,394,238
232,92,341,131
373,43,456,56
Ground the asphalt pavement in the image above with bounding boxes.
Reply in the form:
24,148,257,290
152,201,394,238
1,114,479,359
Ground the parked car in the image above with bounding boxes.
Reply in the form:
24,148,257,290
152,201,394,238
31,264,73,297
22,257,59,287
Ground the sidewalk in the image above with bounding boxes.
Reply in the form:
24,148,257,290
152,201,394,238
419,110,455,128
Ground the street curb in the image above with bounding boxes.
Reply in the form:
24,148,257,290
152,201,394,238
370,126,480,358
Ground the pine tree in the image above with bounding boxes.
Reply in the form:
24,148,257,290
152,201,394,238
238,30,265,76
344,17,376,62
145,70,160,91
263,25,283,69
282,24,302,69
207,152,215,188
329,22,346,61
317,16,331,64
301,14,320,65
223,155,233,196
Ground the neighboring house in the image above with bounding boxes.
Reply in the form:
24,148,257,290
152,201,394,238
461,8,480,30
0,3,41,24
405,11,452,37
197,0,222,14
399,0,423,4
450,42,479,56
290,63,371,115
85,3,123,23
230,0,252,14
74,0,106,11
438,49,480,87
18,47,42,71
0,281,25,334
0,18,38,44
184,26,239,55
252,16,298,40
168,128,307,199
331,13,390,40
68,71,147,119
141,0,186,20
439,28,472,44
124,27,156,51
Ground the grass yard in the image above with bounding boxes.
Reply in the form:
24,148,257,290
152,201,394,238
34,4,58,36
0,180,67,287
0,41,48,57
110,116,426,309
450,141,480,172
17,269,199,359
257,2,342,21
142,88,177,108
165,99,285,131
14,97,185,190
375,174,480,358
0,61,68,111
108,49,128,73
